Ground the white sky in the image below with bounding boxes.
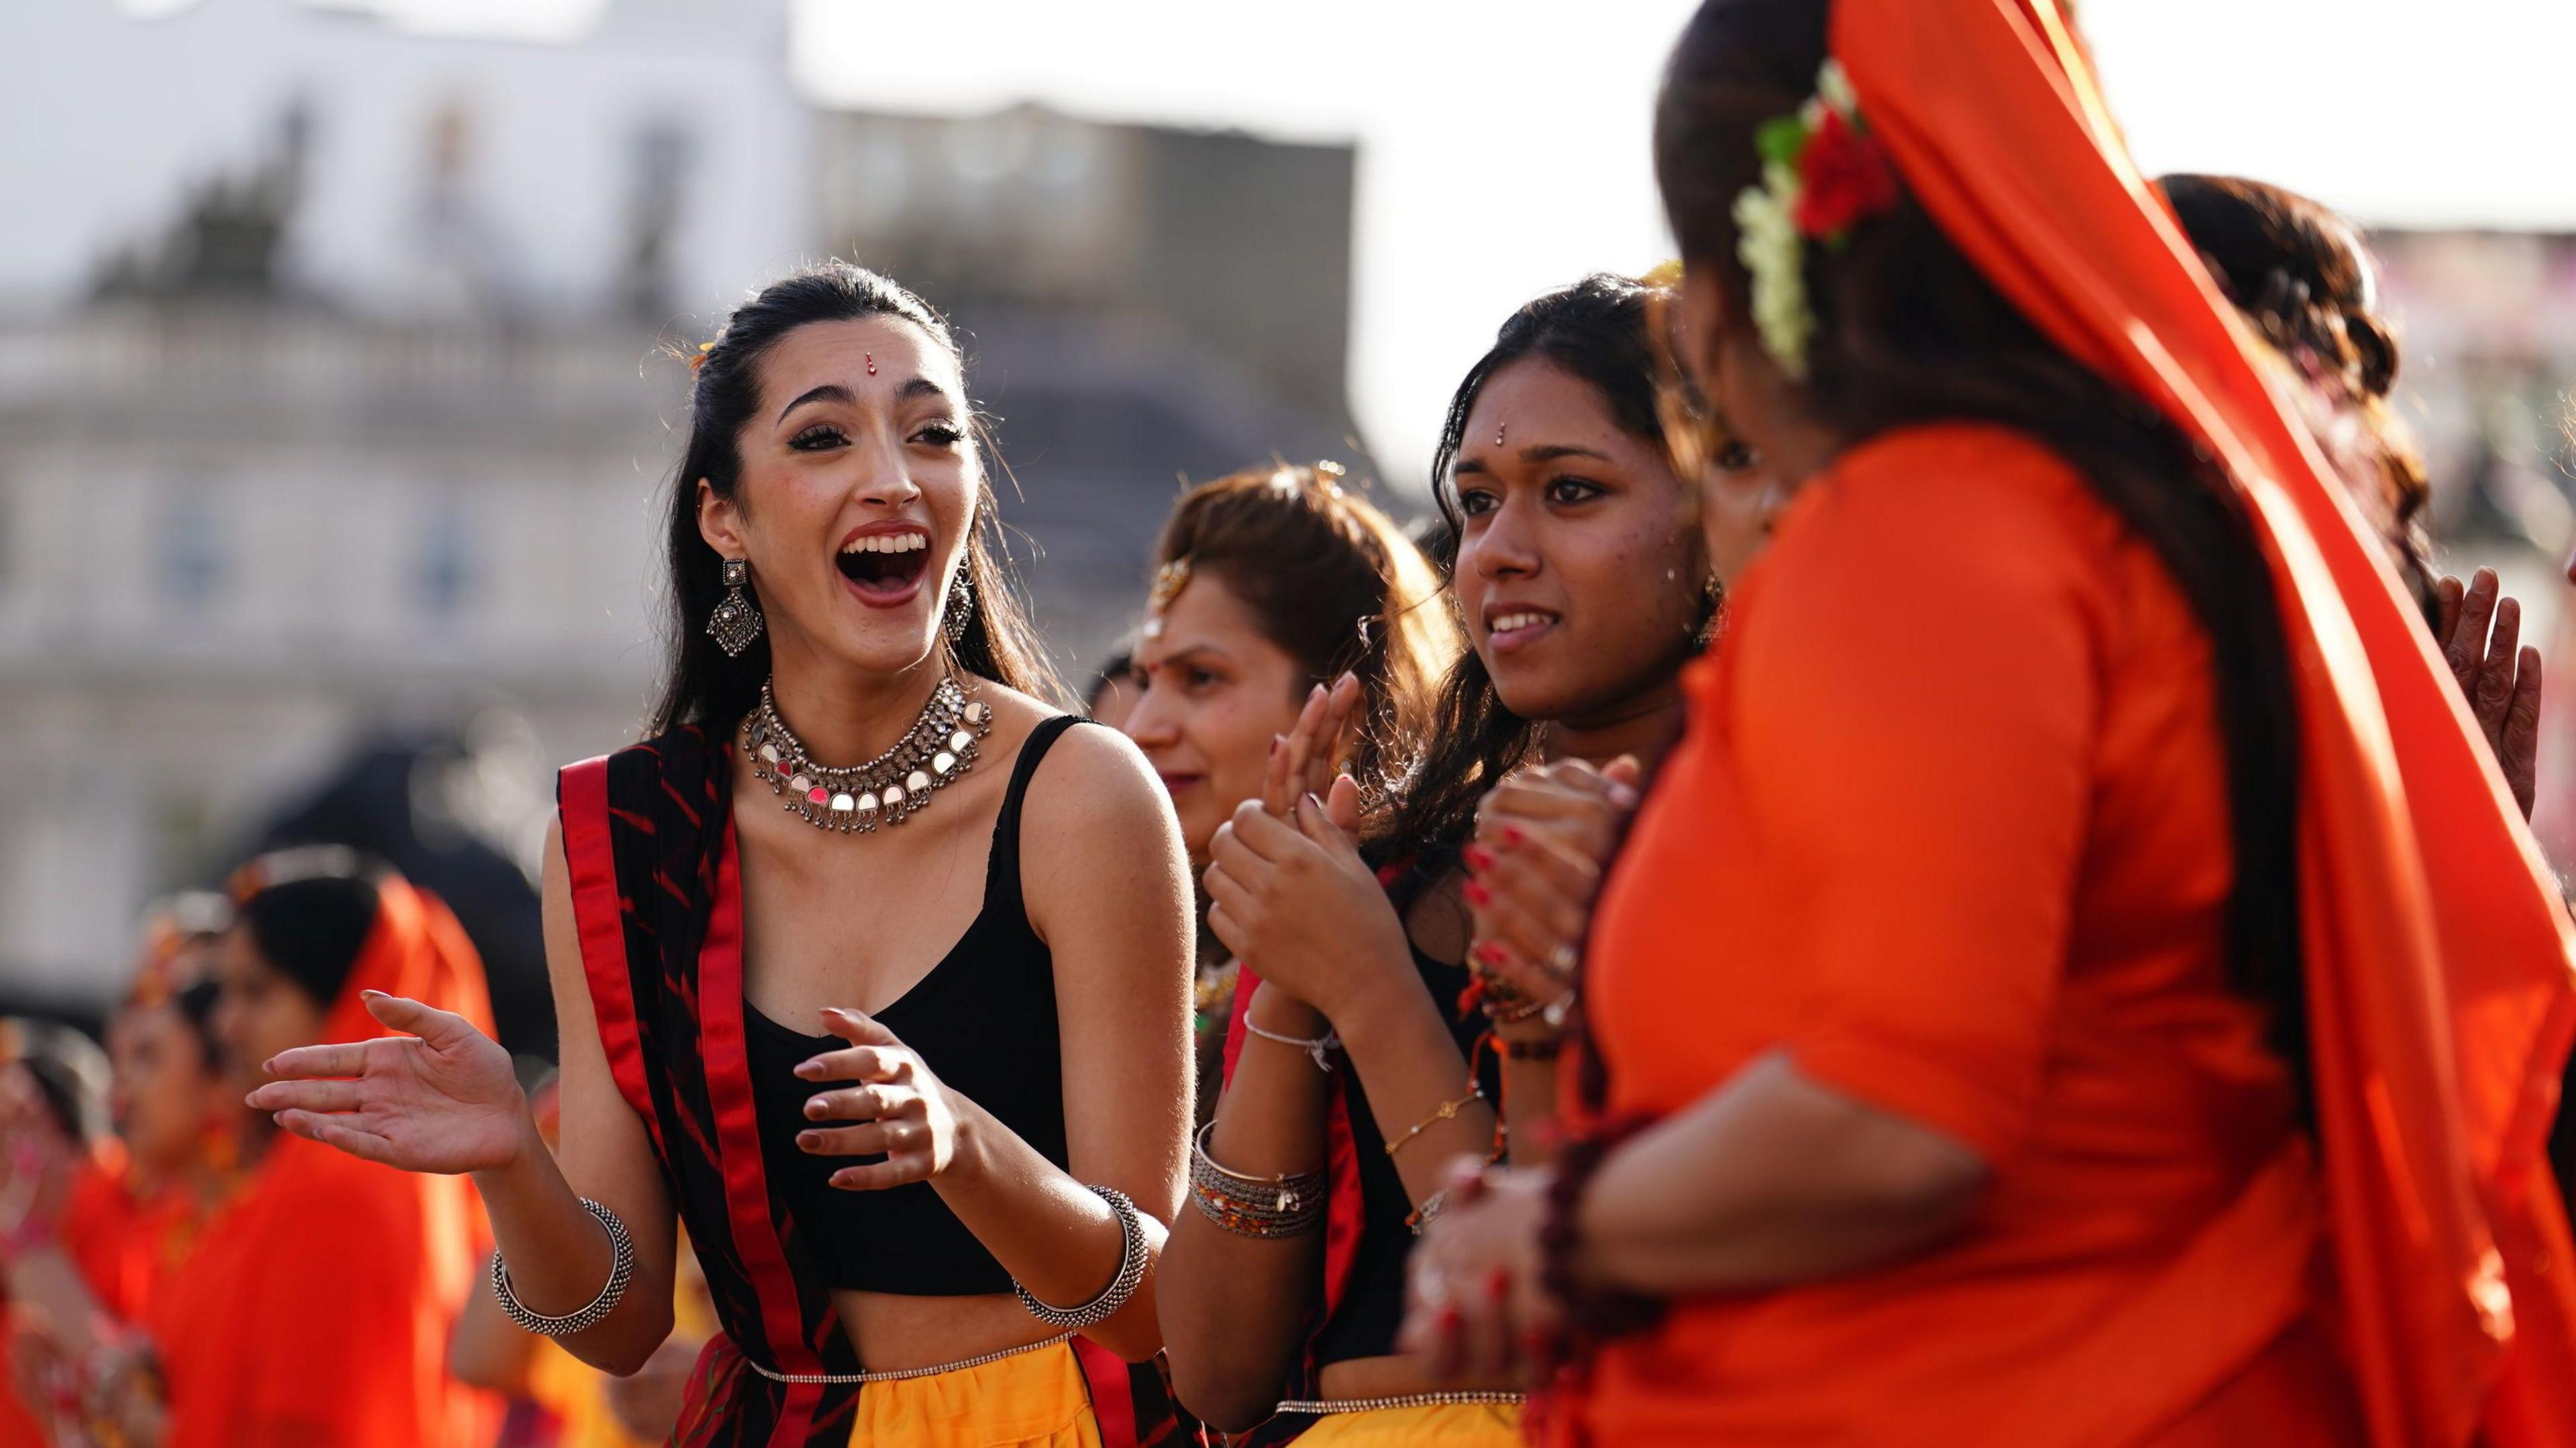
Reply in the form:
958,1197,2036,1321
783,0,2576,489
145,0,2576,488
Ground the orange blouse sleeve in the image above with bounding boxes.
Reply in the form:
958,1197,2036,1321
1727,431,2113,1162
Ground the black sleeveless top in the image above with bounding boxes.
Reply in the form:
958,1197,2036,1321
745,715,1083,1295
1312,943,1501,1366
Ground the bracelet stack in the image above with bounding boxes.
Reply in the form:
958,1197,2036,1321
1189,1122,1326,1238
1015,1184,1150,1329
494,1198,637,1338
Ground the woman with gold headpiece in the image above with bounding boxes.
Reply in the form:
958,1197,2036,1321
1405,3,2576,1445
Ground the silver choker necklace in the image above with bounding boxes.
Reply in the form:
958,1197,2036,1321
744,677,994,835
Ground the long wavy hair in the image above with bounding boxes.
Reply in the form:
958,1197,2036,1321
1376,273,1695,879
1654,0,2302,1089
647,263,1061,738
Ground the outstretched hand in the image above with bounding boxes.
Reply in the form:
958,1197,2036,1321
1262,673,1362,819
247,991,529,1176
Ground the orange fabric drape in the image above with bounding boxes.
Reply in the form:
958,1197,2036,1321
1831,4,2576,1444
149,877,502,1448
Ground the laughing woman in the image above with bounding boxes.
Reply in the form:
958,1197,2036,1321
1156,275,1717,1447
254,264,1199,1448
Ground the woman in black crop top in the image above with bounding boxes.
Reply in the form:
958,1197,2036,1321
254,264,1199,1448
1153,275,1724,1446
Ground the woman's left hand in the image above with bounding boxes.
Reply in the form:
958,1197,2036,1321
1399,1160,1558,1383
793,1009,967,1189
1203,783,1411,1022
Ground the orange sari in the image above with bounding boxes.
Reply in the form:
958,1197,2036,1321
149,879,502,1448
0,1143,162,1447
1577,1,2576,1445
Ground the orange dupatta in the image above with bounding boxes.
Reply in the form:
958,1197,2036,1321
150,877,500,1448
1829,4,2576,1444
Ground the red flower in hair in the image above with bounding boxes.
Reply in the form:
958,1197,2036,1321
1791,107,1898,240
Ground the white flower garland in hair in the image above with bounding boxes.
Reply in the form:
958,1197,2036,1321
1729,60,1897,382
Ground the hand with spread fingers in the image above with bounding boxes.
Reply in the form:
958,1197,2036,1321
1397,1158,1557,1385
2435,567,2544,820
1462,756,1644,1013
246,990,529,1174
792,1007,965,1190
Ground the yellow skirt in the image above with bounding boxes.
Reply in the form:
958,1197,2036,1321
845,1340,1103,1448
1289,1401,1521,1446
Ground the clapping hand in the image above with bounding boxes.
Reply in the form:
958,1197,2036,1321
1461,757,1642,1009
248,991,531,1175
2436,568,2542,819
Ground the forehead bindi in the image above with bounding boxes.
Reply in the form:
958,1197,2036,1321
761,317,961,408
1458,359,1628,465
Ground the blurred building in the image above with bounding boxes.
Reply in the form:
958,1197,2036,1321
818,104,1373,666
0,2,1373,1014
0,0,809,1011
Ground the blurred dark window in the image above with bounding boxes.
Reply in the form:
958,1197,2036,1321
155,490,226,616
415,493,475,622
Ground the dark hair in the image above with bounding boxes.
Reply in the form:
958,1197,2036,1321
1,1019,111,1144
2161,174,2436,618
1654,0,2302,1087
1382,274,1690,867
649,262,1062,737
239,873,383,1011
1150,463,1460,828
170,978,225,1063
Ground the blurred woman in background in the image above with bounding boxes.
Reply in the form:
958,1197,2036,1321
1158,275,1715,1446
2163,172,2545,820
1119,460,1458,1115
254,263,1199,1448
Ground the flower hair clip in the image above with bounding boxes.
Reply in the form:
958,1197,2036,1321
688,339,716,374
1731,59,1900,380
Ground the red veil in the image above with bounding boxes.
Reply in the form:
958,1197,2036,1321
1831,3,2576,1443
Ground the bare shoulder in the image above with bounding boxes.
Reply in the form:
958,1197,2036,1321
1019,714,1173,842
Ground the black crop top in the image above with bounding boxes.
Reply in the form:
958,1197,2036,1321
1312,944,1503,1366
745,715,1084,1296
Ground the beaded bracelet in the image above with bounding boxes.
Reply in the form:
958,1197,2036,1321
1382,1080,1486,1159
1539,1115,1664,1353
1189,1122,1326,1239
493,1198,637,1338
1016,1184,1149,1329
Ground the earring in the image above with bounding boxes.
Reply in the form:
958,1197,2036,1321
943,570,975,645
708,557,764,657
1696,572,1724,647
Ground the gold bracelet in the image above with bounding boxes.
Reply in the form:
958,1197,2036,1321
1382,1080,1486,1159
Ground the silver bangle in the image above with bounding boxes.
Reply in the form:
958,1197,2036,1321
492,1197,637,1338
1189,1121,1326,1239
1014,1184,1148,1329
1241,1017,1340,1072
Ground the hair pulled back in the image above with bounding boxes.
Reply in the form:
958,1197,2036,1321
1382,273,1684,873
1654,0,2302,1083
1151,463,1460,832
2161,174,2435,615
649,263,1060,738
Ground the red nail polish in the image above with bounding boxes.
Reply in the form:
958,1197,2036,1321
1463,880,1492,907
1484,1268,1511,1302
1501,825,1524,847
1462,844,1494,872
1474,940,1507,966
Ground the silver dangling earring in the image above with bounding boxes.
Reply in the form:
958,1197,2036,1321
943,570,976,645
708,557,763,658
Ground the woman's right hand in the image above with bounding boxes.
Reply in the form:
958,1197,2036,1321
1463,757,1642,1007
2435,568,2542,820
247,991,531,1176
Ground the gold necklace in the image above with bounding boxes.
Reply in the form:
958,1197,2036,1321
743,676,993,835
